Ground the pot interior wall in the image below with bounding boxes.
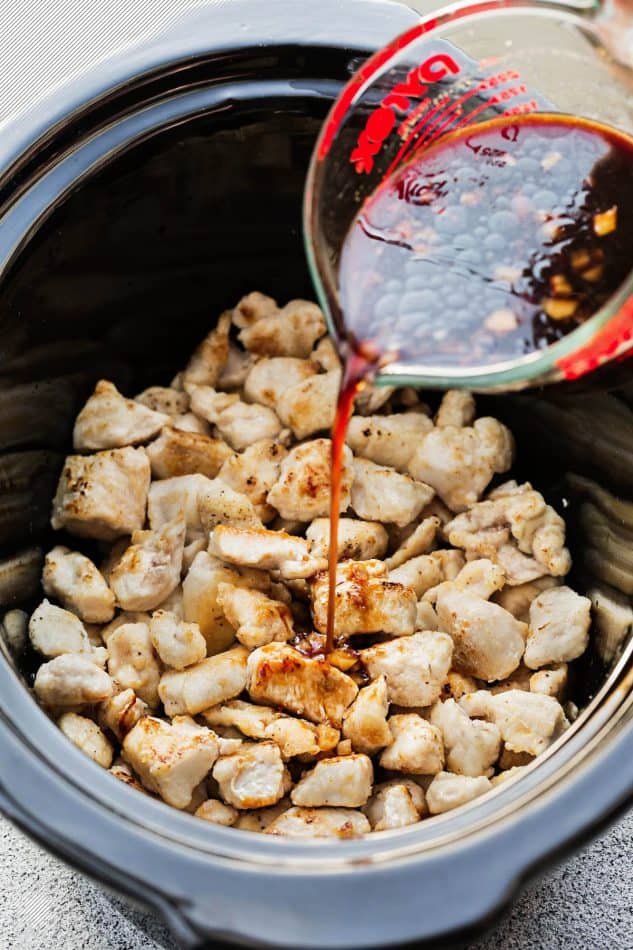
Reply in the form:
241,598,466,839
0,88,630,711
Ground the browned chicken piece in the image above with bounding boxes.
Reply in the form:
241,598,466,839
234,799,291,832
122,715,219,809
361,631,453,707
243,356,317,410
364,779,427,830
182,551,253,654
135,386,190,418
385,517,440,570
43,546,115,623
197,480,262,533
110,516,185,612
379,714,445,774
265,806,370,838
524,586,591,669
415,601,441,632
51,447,150,541
209,525,326,580
149,609,207,670
408,417,514,512
195,799,239,826
267,439,354,522
182,311,231,388
217,344,256,391
310,560,417,638
342,676,392,755
58,712,114,768
212,740,290,809
217,582,294,650
351,458,434,528
189,385,282,451
310,337,341,372
529,664,568,699
346,413,433,472
98,687,147,742
424,558,506,605
109,758,148,793
246,643,358,726
426,772,492,815
276,369,341,439
307,517,388,562
146,426,233,479
232,291,279,329
430,698,501,777
34,654,114,707
73,380,169,451
238,299,326,358
493,576,560,622
107,622,161,708
28,599,93,658
159,645,249,716
147,472,212,541
434,391,476,429
389,550,465,598
291,754,373,807
202,699,338,759
460,689,567,756
217,439,287,523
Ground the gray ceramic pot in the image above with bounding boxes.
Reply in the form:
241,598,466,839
0,2,631,947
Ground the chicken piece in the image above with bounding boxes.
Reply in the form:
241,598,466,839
42,547,115,623
488,663,532,695
182,311,231,387
276,369,341,439
385,517,440,570
389,550,464,598
182,539,206,573
361,632,453,707
425,558,506,604
110,517,185,612
268,439,354,522
51,447,150,541
426,772,492,815
342,676,392,754
238,299,326,358
310,560,417,638
364,779,427,831
291,754,373,807
233,800,290,832
98,687,147,742
379,714,444,774
212,741,289,809
445,483,571,580
354,383,396,415
408,417,514,512
307,518,389,562
311,336,341,372
148,473,213,541
244,356,317,409
246,643,358,726
232,290,279,328
135,386,190,417
149,609,206,670
1,609,28,657
159,646,248,716
217,583,293,650
460,689,567,756
107,622,161,708
218,439,287,523
197,480,262,533
58,712,114,768
172,412,211,435
34,654,114,707
430,699,501,776
265,806,370,838
146,427,233,480
435,587,526,682
209,525,326,581
203,700,338,759
181,551,240,654
490,765,529,787
109,758,147,793
188,382,280,440
73,380,169,451
530,664,568,699
195,799,238,826
346,413,433,473
351,458,434,528
415,601,441,632
493,576,560,621
524,586,591,669
28,599,92,658
122,715,219,809
435,391,476,429
442,671,479,702
101,611,151,644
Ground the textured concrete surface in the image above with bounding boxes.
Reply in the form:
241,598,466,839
0,1,631,948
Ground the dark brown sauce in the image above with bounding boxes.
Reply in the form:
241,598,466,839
325,113,633,649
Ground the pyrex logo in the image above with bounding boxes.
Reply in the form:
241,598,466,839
350,53,460,174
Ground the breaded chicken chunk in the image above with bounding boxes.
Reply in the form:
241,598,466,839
342,676,392,754
361,632,453,707
123,715,219,809
524,586,591,669
159,645,248,716
213,741,289,809
307,517,389,562
51,447,150,540
408,417,513,511
351,458,434,528
267,439,354,522
346,413,433,472
217,582,294,650
110,516,185,611
276,369,341,439
73,380,169,451
291,754,373,807
310,560,417,638
246,643,358,726
265,806,370,838
146,426,233,480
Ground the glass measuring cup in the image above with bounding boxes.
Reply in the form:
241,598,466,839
304,0,633,391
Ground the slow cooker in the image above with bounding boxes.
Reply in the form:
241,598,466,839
0,1,631,946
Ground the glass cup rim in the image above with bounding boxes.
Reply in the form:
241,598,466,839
303,0,633,390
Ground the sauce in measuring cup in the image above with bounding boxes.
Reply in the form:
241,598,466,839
325,113,633,651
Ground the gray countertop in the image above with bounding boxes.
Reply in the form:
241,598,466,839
0,1,631,947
